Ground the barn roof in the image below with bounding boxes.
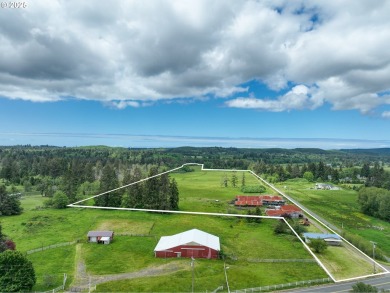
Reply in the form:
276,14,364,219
154,229,220,252
234,195,284,206
87,231,114,237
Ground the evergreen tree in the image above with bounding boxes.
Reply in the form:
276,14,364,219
0,185,23,216
121,170,134,208
158,173,170,210
169,178,179,210
95,164,121,207
317,161,326,181
241,172,246,187
231,171,238,188
361,162,370,178
144,167,160,209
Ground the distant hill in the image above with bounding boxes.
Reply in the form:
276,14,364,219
340,148,390,156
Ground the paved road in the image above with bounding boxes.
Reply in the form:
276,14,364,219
283,274,390,292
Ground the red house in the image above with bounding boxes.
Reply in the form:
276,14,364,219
266,204,303,218
154,229,220,259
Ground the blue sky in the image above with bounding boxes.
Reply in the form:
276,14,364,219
1,1,390,149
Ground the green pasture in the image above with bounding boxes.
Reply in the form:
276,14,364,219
27,246,75,291
316,246,375,279
275,179,390,256
170,168,275,212
2,167,384,291
96,261,326,292
1,185,328,291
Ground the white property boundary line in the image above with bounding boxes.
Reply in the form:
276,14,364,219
68,163,389,283
249,170,390,281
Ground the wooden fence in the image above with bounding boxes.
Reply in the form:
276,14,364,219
231,278,331,292
246,258,316,263
27,241,76,255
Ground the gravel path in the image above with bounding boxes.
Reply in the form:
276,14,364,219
69,245,186,292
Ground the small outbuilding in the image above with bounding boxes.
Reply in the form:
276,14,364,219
303,233,342,246
87,231,114,244
154,229,220,259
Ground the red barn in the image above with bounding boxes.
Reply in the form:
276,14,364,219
154,229,220,259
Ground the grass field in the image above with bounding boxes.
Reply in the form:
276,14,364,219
275,179,390,256
1,166,384,291
170,166,275,213
2,201,328,291
95,261,326,292
27,246,75,291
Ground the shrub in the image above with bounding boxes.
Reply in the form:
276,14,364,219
240,185,266,193
309,239,328,253
351,282,378,292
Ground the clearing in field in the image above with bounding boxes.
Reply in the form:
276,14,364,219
95,219,155,235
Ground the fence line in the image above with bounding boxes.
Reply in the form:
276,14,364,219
246,258,316,263
115,233,153,237
231,278,331,293
27,241,76,254
36,273,67,293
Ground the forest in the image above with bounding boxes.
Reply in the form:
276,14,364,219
0,145,389,219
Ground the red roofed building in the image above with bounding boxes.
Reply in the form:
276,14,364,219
265,205,302,218
260,195,285,206
154,229,220,259
234,195,285,207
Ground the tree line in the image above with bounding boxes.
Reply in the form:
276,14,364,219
251,160,390,190
94,165,179,210
1,145,390,187
358,187,390,221
1,146,390,215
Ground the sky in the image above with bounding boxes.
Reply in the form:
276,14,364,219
1,0,390,149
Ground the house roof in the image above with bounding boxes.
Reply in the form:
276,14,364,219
265,205,302,217
154,229,220,252
280,205,301,212
87,231,114,237
303,233,341,240
261,195,284,201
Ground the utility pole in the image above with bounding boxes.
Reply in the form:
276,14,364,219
191,257,195,293
370,241,377,274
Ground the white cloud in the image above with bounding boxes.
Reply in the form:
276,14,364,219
226,85,313,112
382,111,390,119
0,0,389,115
